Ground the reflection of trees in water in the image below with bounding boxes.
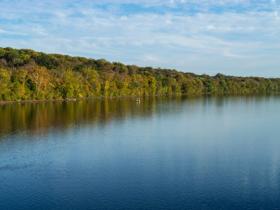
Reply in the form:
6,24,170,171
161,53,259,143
0,95,276,137
0,97,186,136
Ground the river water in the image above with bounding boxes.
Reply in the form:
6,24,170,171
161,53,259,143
0,96,280,210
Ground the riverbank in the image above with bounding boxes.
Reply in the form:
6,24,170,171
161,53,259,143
1,47,280,102
1,93,279,106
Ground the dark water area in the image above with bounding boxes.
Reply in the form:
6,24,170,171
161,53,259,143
0,96,280,210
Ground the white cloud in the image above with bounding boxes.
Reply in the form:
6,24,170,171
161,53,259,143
0,0,280,76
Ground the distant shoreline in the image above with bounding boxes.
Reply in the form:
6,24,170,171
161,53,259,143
0,98,76,105
1,94,279,106
1,47,280,103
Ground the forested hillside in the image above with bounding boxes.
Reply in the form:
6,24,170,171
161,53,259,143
0,47,279,101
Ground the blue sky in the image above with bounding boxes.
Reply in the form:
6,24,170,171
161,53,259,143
0,0,279,76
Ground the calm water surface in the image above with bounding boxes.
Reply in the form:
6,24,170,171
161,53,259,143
0,96,280,210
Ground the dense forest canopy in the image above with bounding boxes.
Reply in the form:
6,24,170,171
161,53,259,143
0,47,279,101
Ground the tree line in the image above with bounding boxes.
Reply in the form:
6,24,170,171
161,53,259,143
0,47,279,101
